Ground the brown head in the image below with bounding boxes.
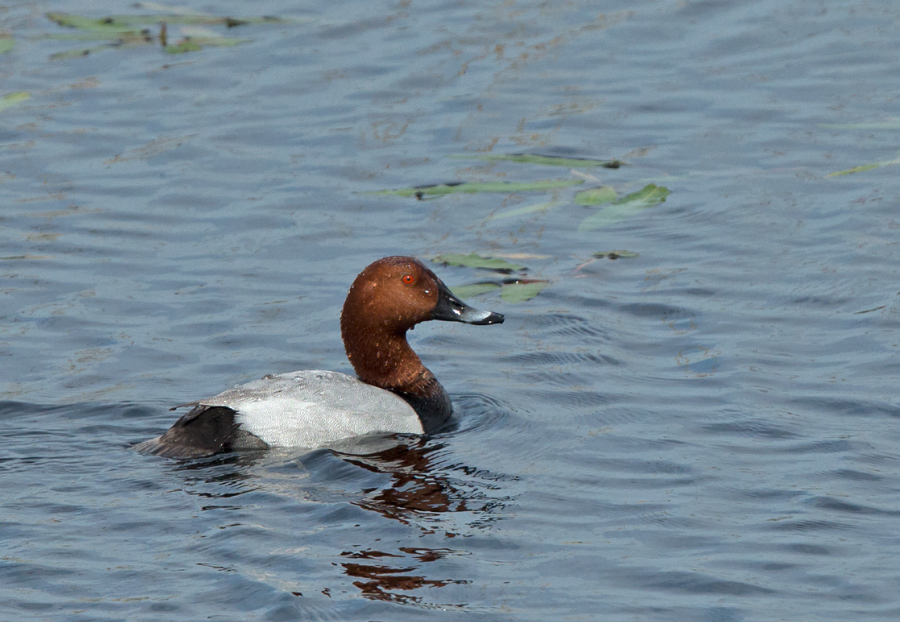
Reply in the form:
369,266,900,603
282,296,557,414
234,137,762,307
340,256,503,395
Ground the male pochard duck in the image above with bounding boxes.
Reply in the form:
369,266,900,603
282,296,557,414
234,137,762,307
138,256,504,458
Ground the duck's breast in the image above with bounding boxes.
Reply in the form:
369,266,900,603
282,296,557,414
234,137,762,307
203,370,424,448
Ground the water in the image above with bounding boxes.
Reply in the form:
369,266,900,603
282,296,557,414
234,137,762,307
3,0,900,619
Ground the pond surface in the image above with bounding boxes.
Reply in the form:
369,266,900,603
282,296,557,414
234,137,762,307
3,1,900,620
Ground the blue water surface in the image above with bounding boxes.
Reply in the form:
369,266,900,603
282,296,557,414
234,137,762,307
2,1,900,620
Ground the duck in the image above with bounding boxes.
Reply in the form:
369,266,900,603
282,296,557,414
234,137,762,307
137,256,504,458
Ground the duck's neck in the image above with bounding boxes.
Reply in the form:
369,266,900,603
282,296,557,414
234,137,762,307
344,327,452,431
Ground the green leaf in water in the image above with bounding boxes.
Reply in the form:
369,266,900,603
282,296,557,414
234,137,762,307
123,15,248,27
578,184,670,232
50,45,120,60
826,154,900,177
124,15,240,26
48,12,295,30
370,179,583,197
0,35,14,55
827,163,883,177
574,185,617,206
165,39,202,53
449,153,621,168
198,36,250,46
593,250,639,259
44,31,151,41
47,13,146,34
612,184,670,206
433,253,525,273
501,279,549,303
0,92,29,112
134,2,207,15
451,282,502,299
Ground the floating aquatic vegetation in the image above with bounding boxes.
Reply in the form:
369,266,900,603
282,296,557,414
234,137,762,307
0,35,14,54
49,46,120,60
433,253,525,273
134,2,200,14
854,305,887,315
434,254,548,302
451,282,502,299
500,279,549,303
1,254,52,261
574,186,617,206
449,153,621,168
593,250,639,259
0,92,29,112
827,163,883,177
47,13,148,34
578,184,670,232
47,13,295,30
451,279,548,303
372,179,583,198
44,10,298,58
827,153,900,177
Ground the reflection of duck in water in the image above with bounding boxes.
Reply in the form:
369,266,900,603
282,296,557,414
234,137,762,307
346,440,464,518
138,257,503,458
340,545,465,604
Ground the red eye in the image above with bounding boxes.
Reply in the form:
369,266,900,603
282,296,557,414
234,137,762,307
402,274,415,285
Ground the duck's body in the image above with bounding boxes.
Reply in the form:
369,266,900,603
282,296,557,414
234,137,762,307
138,256,503,459
137,370,425,458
